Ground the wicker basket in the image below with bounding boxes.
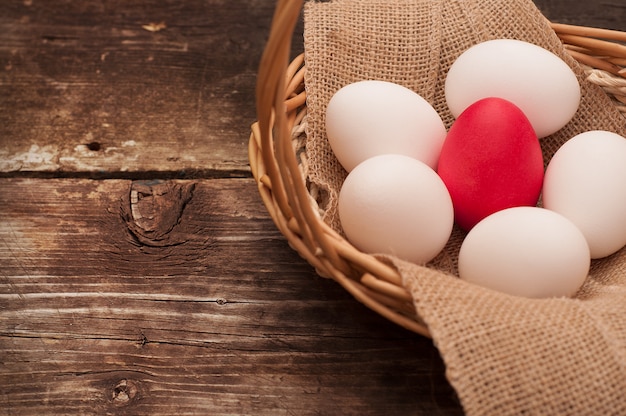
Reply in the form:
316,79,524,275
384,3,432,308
249,0,626,337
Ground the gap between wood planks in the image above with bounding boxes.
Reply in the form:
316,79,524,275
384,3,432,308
0,168,252,180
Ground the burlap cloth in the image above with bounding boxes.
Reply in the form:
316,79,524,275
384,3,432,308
302,0,626,414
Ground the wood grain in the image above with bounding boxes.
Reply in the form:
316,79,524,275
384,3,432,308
0,0,283,176
1,0,623,176
534,0,626,31
0,178,461,415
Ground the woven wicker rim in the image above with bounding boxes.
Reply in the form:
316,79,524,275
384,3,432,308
250,0,626,337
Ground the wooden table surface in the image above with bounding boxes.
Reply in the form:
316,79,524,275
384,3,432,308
1,1,624,414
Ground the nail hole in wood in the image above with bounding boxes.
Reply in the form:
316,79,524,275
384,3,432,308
86,141,101,151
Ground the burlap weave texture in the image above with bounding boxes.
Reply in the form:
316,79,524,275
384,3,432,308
302,0,626,414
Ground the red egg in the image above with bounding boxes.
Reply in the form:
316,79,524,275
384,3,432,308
437,97,544,231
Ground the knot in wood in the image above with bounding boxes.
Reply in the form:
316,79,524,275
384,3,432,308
123,180,195,247
111,379,139,406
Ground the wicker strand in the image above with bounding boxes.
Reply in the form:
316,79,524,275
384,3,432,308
551,22,626,79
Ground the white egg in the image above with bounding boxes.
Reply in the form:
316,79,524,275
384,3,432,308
326,80,447,172
445,39,580,138
459,207,590,298
338,154,454,264
543,130,626,259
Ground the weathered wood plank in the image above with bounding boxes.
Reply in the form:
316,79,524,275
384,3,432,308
2,0,622,177
535,0,626,31
0,0,290,176
0,178,461,415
